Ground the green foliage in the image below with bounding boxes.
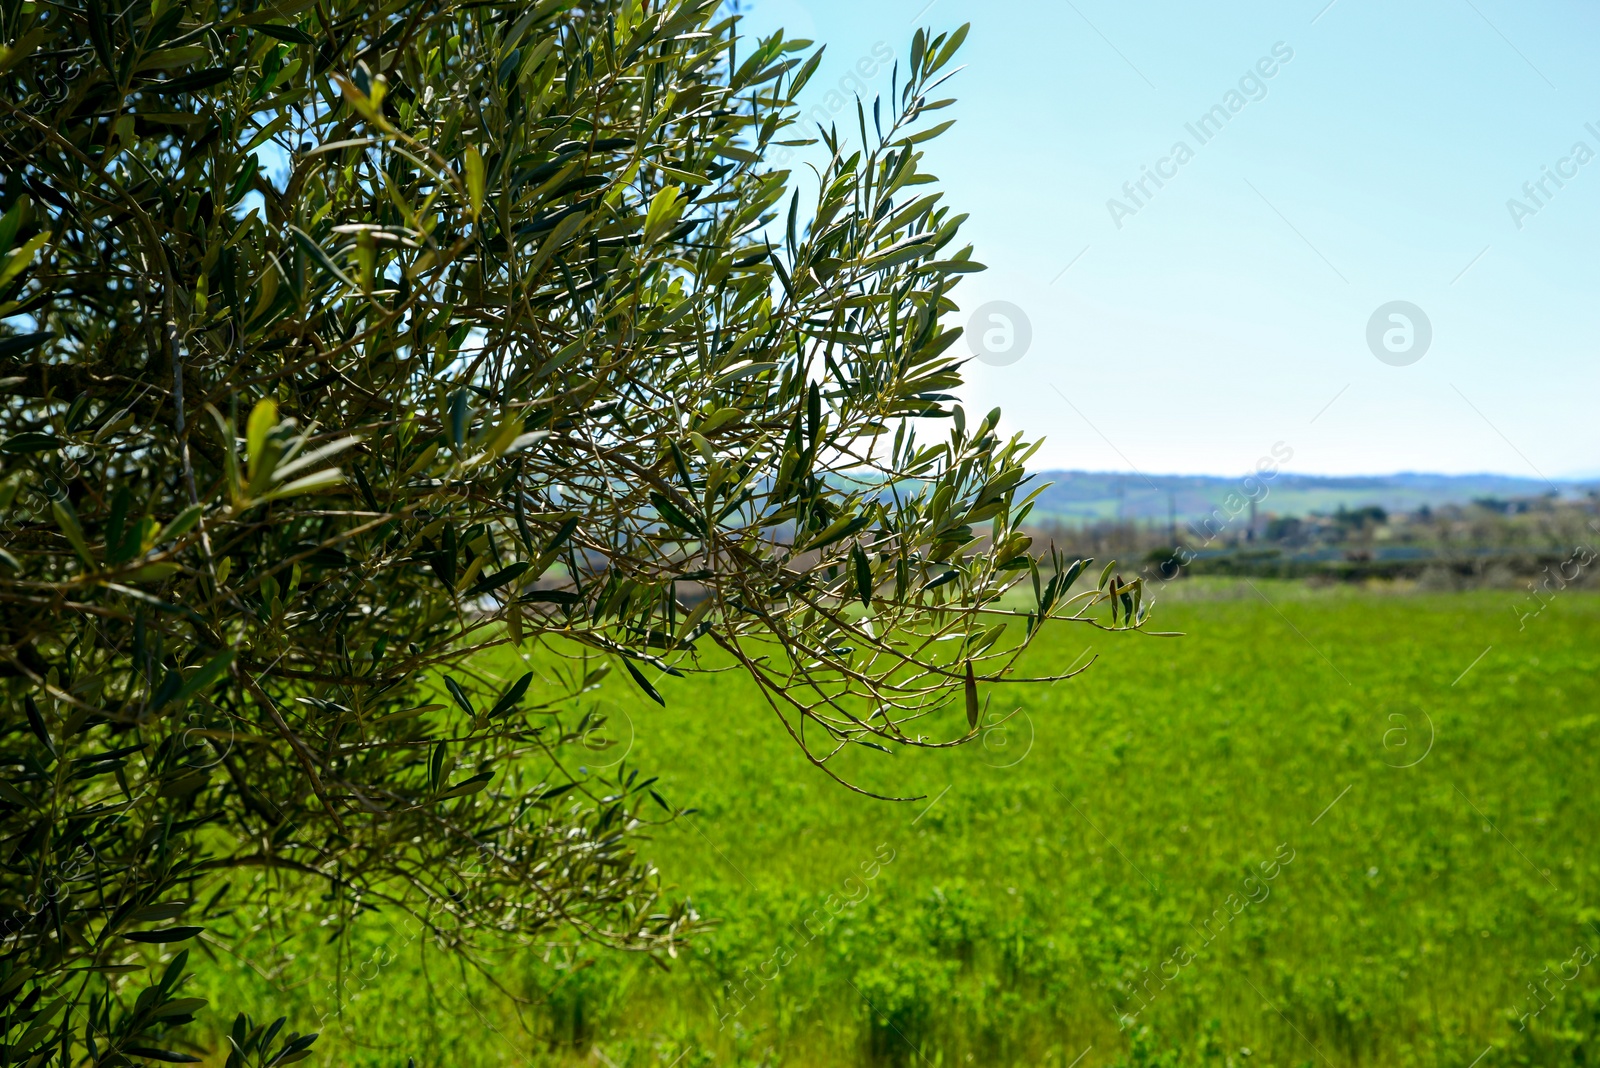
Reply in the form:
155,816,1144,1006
0,0,1151,1060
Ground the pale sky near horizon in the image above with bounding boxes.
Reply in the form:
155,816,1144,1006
734,0,1600,482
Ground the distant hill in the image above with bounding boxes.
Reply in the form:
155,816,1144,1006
1025,471,1598,525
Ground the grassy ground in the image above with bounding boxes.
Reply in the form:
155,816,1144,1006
191,582,1600,1067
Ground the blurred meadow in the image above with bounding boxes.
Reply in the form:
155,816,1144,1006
189,582,1600,1067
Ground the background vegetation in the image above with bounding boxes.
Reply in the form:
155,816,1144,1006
1033,493,1600,587
1024,471,1598,526
186,583,1600,1067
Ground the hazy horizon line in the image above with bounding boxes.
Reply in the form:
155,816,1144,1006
1027,467,1600,484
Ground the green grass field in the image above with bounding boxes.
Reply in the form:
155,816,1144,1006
191,584,1600,1067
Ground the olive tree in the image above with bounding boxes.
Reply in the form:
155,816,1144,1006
0,0,1149,1059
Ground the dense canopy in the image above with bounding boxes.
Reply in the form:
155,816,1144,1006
0,0,1146,1059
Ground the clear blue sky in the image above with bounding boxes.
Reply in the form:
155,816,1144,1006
735,0,1600,480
